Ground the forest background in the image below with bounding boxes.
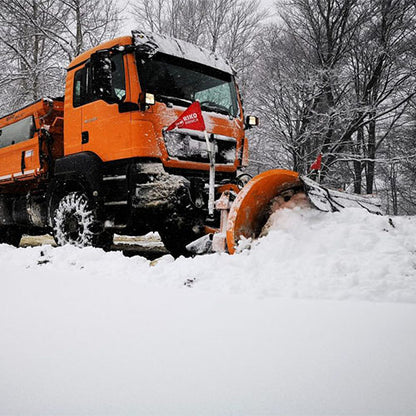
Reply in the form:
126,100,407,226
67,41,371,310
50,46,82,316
0,0,415,214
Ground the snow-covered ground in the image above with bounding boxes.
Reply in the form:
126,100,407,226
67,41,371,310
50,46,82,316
1,208,416,415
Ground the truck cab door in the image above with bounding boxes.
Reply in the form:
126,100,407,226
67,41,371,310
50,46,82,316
81,52,131,161
64,66,86,156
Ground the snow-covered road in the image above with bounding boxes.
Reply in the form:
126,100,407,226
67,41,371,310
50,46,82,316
1,208,416,415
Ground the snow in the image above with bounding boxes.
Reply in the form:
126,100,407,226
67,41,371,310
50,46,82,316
1,207,416,415
132,31,233,74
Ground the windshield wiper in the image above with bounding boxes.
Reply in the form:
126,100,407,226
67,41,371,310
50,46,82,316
155,94,192,107
199,101,231,116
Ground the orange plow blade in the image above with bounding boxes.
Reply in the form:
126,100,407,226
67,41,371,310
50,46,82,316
226,169,300,254
186,168,382,255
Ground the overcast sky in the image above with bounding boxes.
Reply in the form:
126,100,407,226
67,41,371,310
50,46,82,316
117,0,277,34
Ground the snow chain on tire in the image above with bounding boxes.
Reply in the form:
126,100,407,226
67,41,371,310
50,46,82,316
53,192,112,249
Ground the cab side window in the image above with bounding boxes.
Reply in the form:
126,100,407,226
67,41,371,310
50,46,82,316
73,53,126,107
111,53,126,101
73,67,87,108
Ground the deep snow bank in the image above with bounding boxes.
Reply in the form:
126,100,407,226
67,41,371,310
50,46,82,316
1,208,416,415
2,207,416,302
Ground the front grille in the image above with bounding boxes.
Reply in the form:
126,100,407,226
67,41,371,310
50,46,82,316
163,129,236,164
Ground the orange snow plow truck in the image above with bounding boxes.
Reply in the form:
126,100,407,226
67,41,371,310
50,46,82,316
0,31,381,255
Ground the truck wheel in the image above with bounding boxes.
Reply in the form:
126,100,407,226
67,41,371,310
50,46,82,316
0,227,22,247
53,192,113,250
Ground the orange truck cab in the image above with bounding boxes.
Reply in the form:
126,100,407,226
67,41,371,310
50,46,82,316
0,31,255,254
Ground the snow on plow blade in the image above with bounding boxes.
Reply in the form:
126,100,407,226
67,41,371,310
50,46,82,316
226,169,300,254
225,169,382,254
300,175,382,215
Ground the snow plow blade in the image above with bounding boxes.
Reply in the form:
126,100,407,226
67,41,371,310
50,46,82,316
225,169,382,254
226,169,300,254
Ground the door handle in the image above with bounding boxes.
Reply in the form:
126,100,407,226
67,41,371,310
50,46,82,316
82,131,89,144
21,151,25,174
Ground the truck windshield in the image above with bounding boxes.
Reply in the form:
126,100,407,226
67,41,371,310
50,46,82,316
136,53,239,117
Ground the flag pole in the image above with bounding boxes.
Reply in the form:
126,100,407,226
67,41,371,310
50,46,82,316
204,130,215,217
205,131,215,217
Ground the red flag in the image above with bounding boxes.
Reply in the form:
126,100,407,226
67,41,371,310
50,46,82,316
310,153,322,171
166,101,206,132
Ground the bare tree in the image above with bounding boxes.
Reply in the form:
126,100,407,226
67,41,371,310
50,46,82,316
0,0,65,110
130,0,265,73
52,0,121,61
250,25,320,172
346,0,416,193
254,0,416,197
0,0,121,115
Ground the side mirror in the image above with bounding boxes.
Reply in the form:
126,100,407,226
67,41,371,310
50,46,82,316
90,50,114,102
245,115,259,129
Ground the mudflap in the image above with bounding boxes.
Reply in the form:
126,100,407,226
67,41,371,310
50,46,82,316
300,176,382,215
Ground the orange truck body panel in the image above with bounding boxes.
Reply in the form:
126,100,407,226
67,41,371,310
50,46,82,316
0,99,63,186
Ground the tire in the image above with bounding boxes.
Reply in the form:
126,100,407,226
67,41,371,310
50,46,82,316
52,192,113,250
0,226,22,247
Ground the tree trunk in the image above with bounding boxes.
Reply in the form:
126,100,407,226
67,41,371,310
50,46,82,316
353,127,363,194
390,162,398,215
32,0,39,100
75,0,83,57
366,117,376,194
